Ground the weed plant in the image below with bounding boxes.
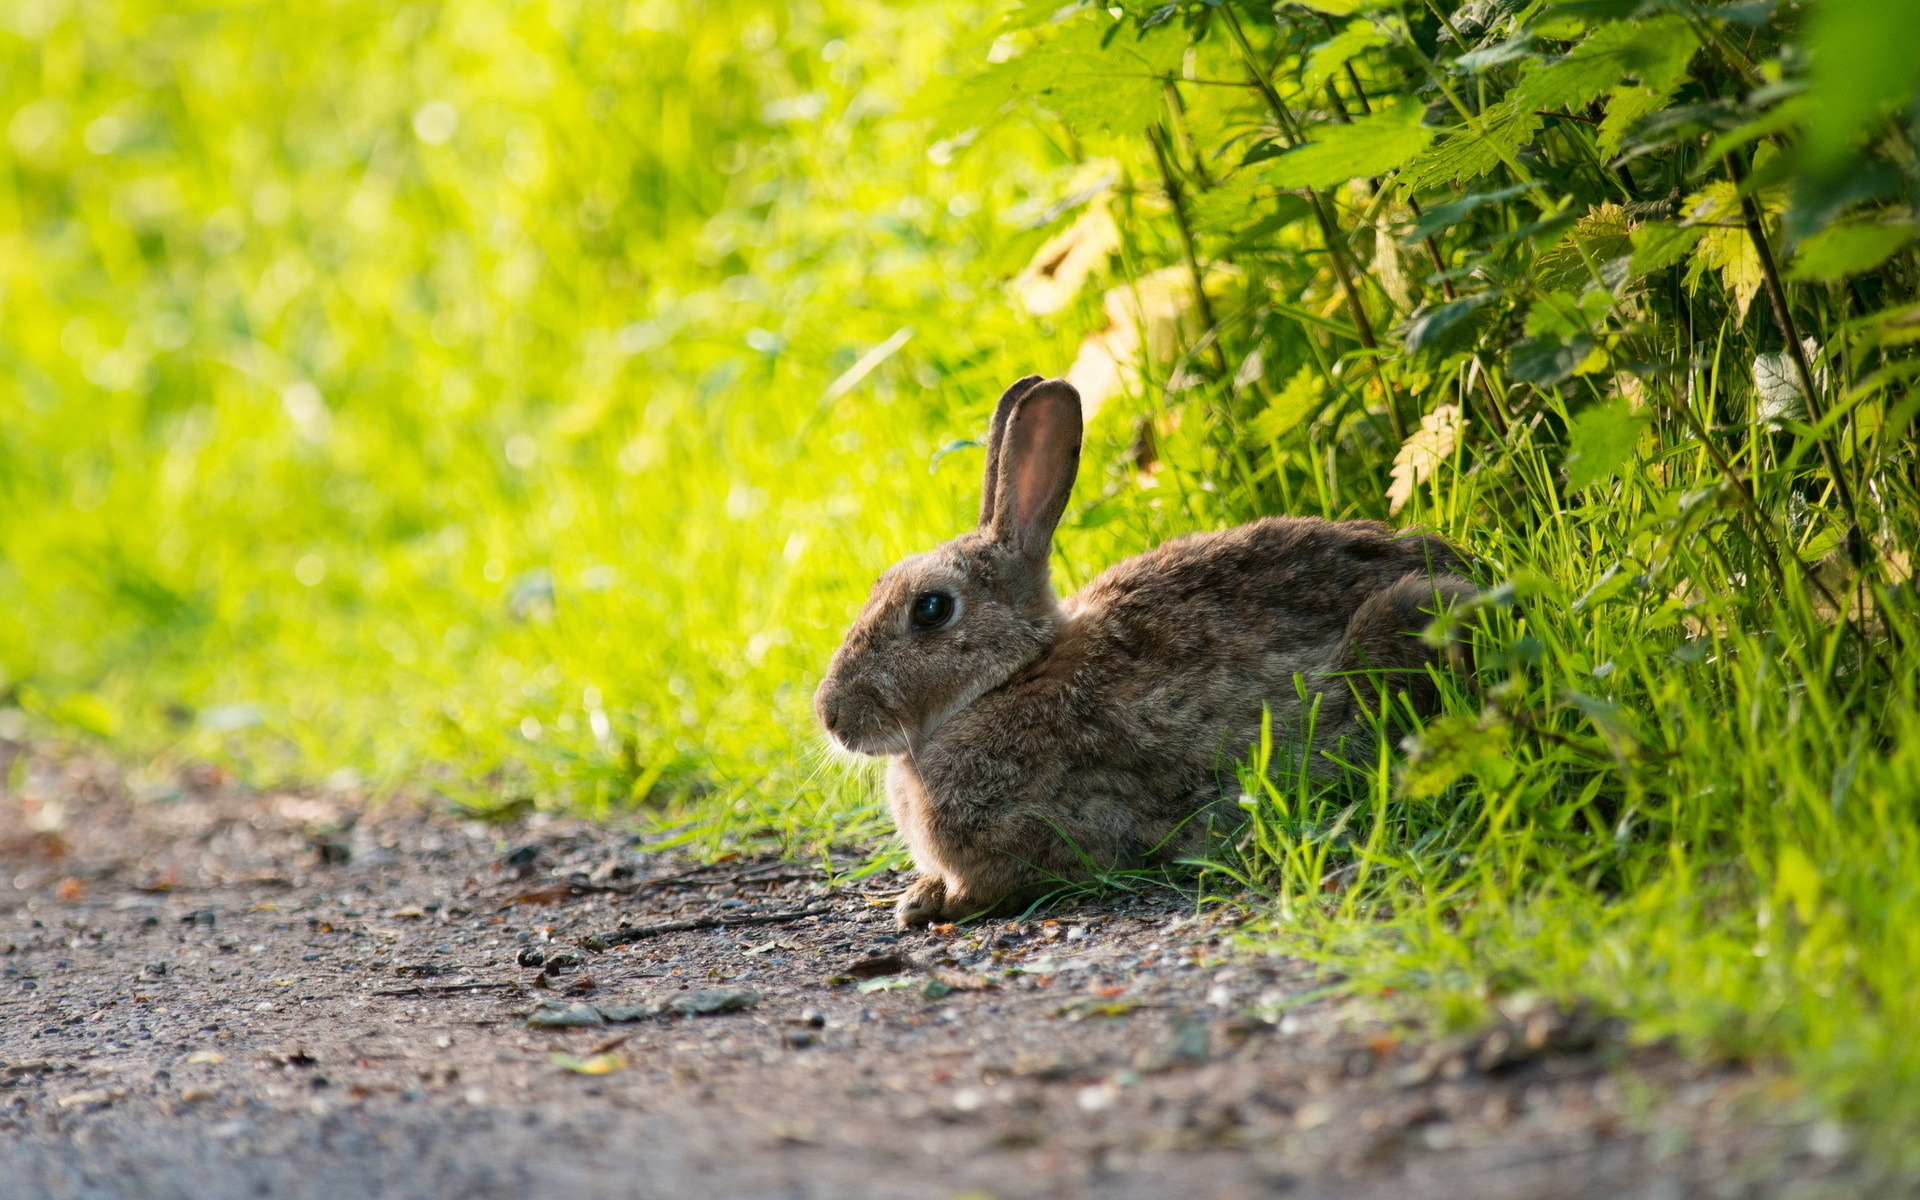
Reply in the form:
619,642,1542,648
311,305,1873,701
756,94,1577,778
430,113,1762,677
3,0,1919,1164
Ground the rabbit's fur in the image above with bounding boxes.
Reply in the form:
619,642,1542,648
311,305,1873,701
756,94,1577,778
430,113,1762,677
815,376,1472,928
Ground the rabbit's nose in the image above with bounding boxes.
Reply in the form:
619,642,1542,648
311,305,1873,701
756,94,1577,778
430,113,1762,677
813,677,848,734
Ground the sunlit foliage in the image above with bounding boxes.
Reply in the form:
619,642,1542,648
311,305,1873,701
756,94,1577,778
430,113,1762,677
4,0,1920,1164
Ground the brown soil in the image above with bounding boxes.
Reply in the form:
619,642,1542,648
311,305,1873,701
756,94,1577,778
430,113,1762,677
0,742,1867,1199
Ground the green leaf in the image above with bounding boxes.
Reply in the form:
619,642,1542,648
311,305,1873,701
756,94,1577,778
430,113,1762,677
1804,0,1920,176
1629,221,1704,275
1564,398,1649,489
1188,175,1309,240
1249,366,1326,442
1512,16,1698,114
1402,184,1533,242
1401,714,1514,800
1304,20,1391,88
1400,104,1539,189
1401,293,1493,354
947,12,1186,137
1788,221,1918,282
1264,98,1434,190
1510,335,1593,386
1533,203,1634,294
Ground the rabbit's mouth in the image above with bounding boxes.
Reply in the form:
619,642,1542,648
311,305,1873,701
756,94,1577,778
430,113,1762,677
823,725,910,757
815,679,912,756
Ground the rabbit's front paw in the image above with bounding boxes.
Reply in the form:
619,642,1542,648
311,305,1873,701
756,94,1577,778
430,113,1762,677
896,875,949,929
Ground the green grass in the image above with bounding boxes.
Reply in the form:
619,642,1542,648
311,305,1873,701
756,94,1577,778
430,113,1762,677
4,0,1920,1176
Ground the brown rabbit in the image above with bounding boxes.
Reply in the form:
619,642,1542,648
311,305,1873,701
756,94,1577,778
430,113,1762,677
815,376,1473,928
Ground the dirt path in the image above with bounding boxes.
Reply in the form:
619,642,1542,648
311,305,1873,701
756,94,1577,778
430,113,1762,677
0,744,1864,1199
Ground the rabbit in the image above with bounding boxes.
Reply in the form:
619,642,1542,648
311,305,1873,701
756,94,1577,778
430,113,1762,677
814,375,1474,929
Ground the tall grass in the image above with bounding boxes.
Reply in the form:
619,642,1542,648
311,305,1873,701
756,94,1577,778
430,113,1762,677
4,0,1920,1166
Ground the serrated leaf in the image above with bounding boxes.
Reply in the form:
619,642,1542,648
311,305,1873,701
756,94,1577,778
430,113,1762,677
1249,366,1326,443
1597,85,1670,155
945,12,1186,137
1513,16,1698,113
1264,97,1434,189
1305,20,1391,87
1386,403,1465,515
1564,398,1649,488
1682,182,1765,319
1787,221,1917,282
1629,222,1703,274
1534,203,1635,294
1455,35,1537,72
1400,104,1538,189
1187,175,1310,240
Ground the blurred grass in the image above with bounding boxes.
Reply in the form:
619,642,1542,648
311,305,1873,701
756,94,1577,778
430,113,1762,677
6,0,1920,1175
0,0,1166,848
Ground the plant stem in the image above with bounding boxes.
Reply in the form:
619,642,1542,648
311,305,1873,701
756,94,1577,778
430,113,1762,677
1722,152,1868,567
1147,124,1228,376
1216,4,1383,363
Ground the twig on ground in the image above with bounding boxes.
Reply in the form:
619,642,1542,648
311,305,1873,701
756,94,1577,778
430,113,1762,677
588,905,834,948
371,982,525,998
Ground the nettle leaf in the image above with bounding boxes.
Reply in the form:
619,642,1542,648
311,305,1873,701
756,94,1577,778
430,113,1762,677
1682,182,1766,320
1597,85,1671,156
1564,397,1650,489
1400,104,1538,189
1305,20,1392,87
1249,366,1327,443
1216,195,1316,255
1533,203,1635,294
1455,35,1537,73
1788,221,1918,282
954,11,1186,136
1629,221,1703,274
1264,97,1434,189
1512,15,1698,113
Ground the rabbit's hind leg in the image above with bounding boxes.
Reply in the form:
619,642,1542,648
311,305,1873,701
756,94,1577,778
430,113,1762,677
1339,571,1476,721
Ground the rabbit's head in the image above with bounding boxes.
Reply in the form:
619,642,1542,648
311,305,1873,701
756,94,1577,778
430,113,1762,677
816,376,1083,755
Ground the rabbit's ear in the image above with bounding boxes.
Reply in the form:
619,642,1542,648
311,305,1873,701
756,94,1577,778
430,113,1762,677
989,379,1082,561
979,375,1044,528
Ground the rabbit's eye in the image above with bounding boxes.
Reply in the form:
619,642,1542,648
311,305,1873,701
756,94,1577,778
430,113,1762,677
909,591,955,630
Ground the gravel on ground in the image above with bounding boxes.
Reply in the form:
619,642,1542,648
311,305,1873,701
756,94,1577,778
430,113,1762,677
0,742,1868,1199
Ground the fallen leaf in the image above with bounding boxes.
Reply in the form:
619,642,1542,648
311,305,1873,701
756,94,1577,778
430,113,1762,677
844,953,909,979
551,1052,627,1075
502,884,575,908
